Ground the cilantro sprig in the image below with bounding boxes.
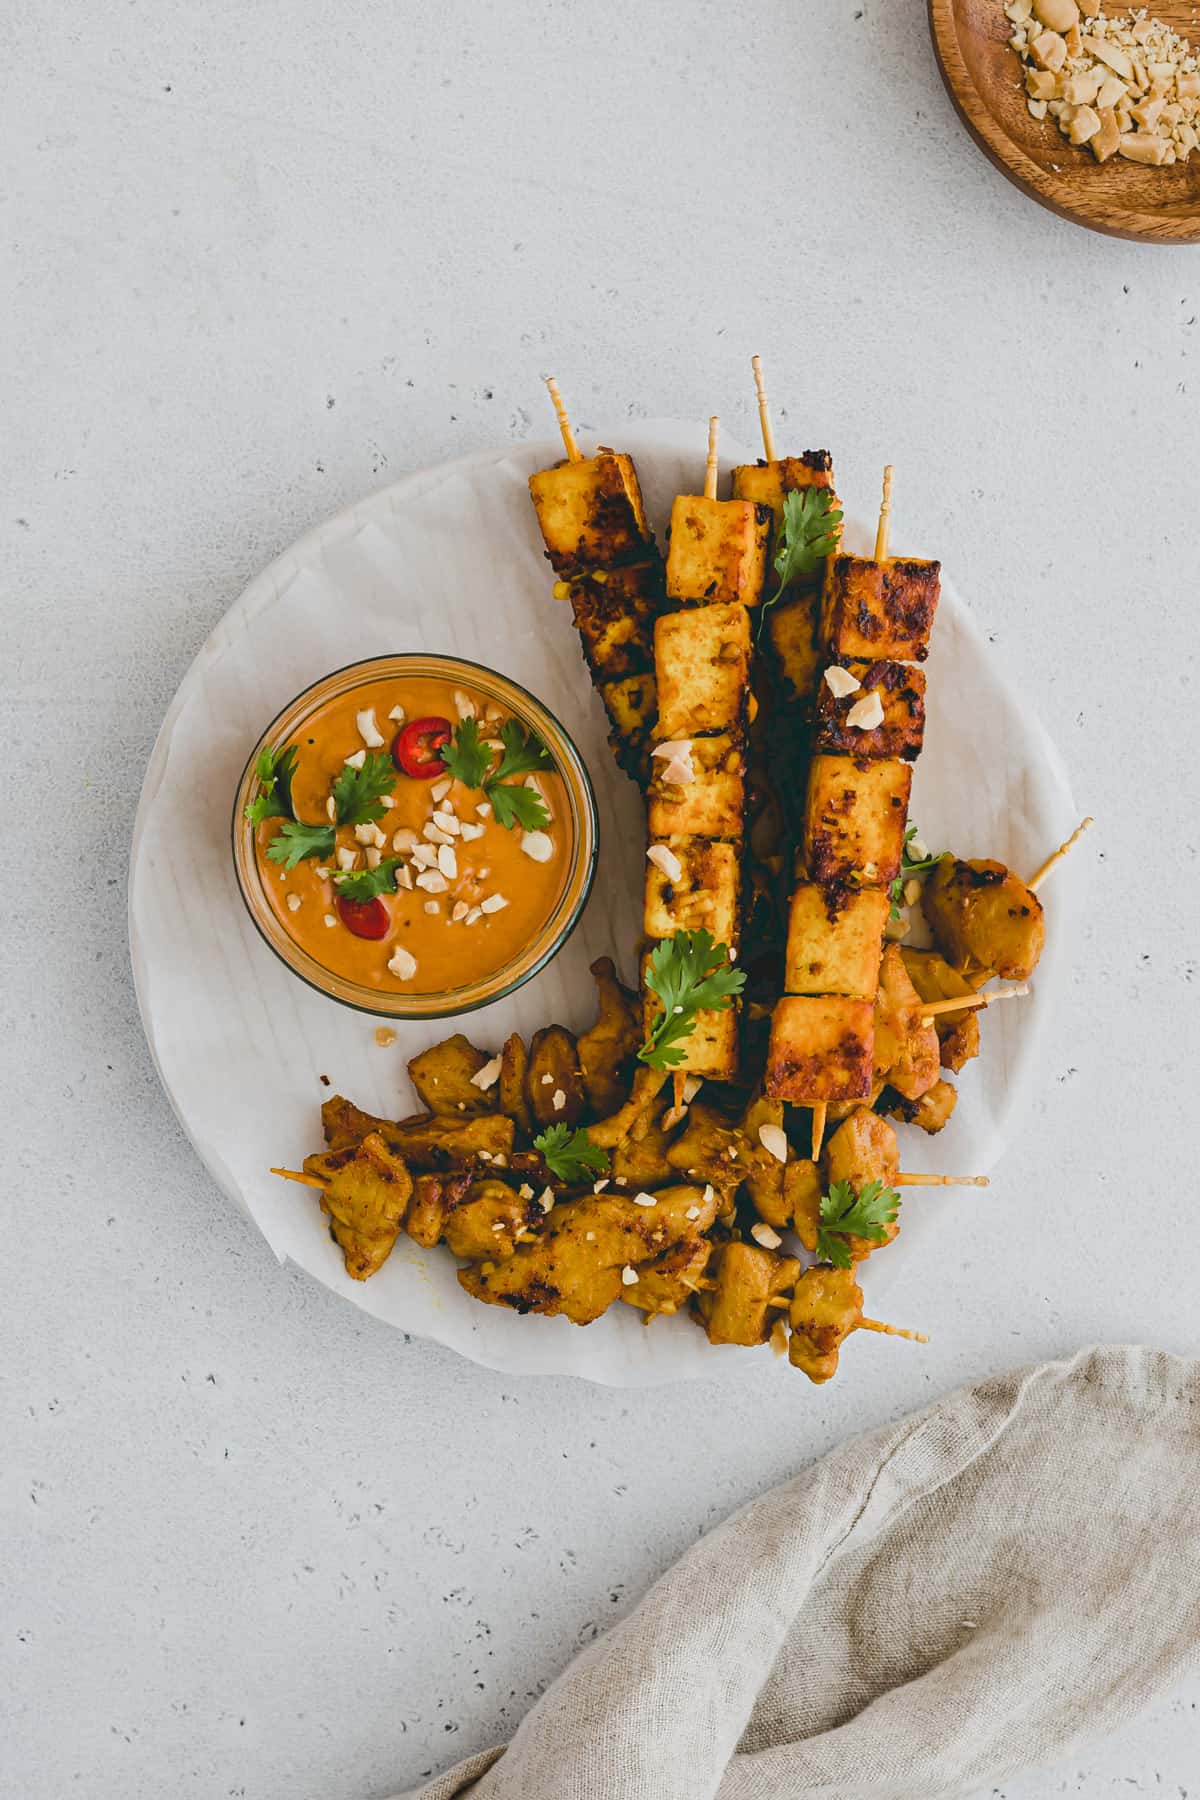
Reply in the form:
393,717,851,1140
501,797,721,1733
816,1179,901,1270
533,1124,610,1183
245,744,299,829
889,824,948,920
759,487,843,637
331,751,396,828
265,820,336,871
438,716,553,834
332,858,403,902
638,929,746,1071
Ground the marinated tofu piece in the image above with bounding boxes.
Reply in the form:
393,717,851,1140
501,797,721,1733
647,733,746,842
705,1241,801,1347
883,1078,958,1134
458,1183,719,1325
408,1033,496,1117
642,957,740,1079
598,672,656,778
764,995,875,1103
731,451,836,531
821,554,940,663
765,593,822,706
567,562,662,682
789,1265,863,1384
654,603,751,739
576,957,640,1117
814,661,926,761
526,1026,587,1129
873,944,940,1101
784,883,890,999
804,754,912,888
528,449,653,575
665,495,772,606
644,838,740,945
310,1131,413,1281
924,857,1046,982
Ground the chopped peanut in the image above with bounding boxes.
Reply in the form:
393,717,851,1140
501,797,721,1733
1012,10,1200,166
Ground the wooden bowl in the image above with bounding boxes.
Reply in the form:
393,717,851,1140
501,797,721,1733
929,1,1200,242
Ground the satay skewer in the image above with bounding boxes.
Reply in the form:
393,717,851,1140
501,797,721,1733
874,463,895,561
750,354,777,462
1028,816,1094,892
544,375,582,463
859,1317,929,1344
918,984,1029,1021
271,1166,327,1191
810,1104,828,1162
897,1172,989,1188
704,414,720,500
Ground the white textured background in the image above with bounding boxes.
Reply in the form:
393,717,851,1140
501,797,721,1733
4,2,1199,1796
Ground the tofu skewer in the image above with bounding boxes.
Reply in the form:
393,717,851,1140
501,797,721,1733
766,468,939,1160
642,415,771,1083
529,378,665,779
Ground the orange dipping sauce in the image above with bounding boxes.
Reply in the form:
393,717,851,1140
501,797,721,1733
251,675,572,997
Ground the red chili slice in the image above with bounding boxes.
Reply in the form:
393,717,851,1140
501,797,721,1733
394,715,452,778
335,894,391,940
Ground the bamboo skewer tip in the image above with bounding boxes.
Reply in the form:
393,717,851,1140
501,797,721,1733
860,1317,929,1345
874,463,895,561
271,1166,328,1191
704,415,721,500
1028,816,1095,892
898,1172,990,1189
750,354,777,463
545,375,582,462
810,1102,828,1162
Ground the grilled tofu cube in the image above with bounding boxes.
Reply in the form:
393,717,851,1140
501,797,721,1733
644,839,740,945
764,996,874,1103
528,449,653,575
765,593,821,706
665,496,771,606
567,562,661,681
642,957,740,1078
821,554,940,663
654,602,751,738
647,733,745,841
784,883,889,998
923,857,1046,982
731,452,836,530
815,661,926,761
804,755,912,888
598,672,656,776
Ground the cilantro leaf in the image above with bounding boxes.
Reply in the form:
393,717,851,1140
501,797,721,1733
638,929,746,1070
331,752,396,828
888,823,949,920
492,719,553,783
264,820,336,871
816,1178,901,1270
245,744,299,828
488,780,551,833
533,1123,610,1183
440,717,492,791
761,487,842,627
332,858,403,902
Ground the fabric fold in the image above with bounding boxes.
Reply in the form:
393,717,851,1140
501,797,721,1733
396,1347,1200,1800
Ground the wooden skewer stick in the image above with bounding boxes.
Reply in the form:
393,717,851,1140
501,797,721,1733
704,415,720,500
751,355,777,463
859,1317,929,1344
672,1072,688,1114
545,376,582,463
898,1172,990,1188
811,1101,828,1162
918,984,1029,1023
874,463,895,561
271,1166,328,1191
1028,816,1094,893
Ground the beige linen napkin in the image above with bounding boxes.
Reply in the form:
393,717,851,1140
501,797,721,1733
397,1346,1200,1800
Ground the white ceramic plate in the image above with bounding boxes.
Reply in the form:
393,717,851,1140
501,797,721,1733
129,421,1080,1386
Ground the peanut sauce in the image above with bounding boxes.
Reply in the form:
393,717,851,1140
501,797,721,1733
253,676,571,996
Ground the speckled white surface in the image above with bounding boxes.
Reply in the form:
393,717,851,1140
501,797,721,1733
5,2,1200,1796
